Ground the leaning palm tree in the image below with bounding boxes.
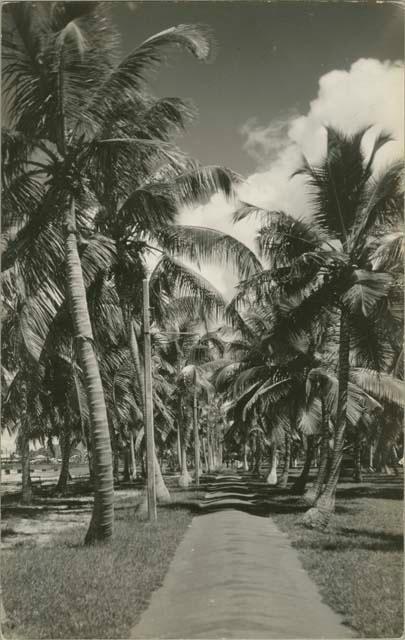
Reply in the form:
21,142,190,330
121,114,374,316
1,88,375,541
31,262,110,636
233,126,403,526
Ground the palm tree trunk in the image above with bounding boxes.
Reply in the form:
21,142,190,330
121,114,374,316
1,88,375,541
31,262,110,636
179,419,192,487
19,380,32,505
154,449,171,501
177,422,182,470
123,448,131,482
129,431,137,479
85,430,94,484
202,437,209,472
113,448,120,484
353,431,363,482
266,446,278,485
55,425,72,495
303,309,350,528
193,391,200,485
243,443,249,471
291,435,315,494
65,199,114,544
278,433,291,488
20,433,32,505
369,441,375,471
254,445,263,476
207,430,214,472
218,440,223,467
304,402,330,505
128,317,171,502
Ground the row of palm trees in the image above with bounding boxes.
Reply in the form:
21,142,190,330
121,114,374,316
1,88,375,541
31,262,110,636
2,2,403,544
1,2,257,543
215,127,404,526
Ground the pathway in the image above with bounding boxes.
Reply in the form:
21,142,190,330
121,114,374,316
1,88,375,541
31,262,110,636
132,475,354,639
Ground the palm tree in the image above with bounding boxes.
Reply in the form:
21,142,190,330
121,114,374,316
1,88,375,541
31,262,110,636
1,265,63,503
233,126,403,526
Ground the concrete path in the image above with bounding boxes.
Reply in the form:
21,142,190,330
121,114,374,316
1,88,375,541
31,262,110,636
132,475,354,639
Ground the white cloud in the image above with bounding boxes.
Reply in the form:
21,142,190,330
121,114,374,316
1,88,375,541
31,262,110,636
179,58,404,296
240,112,297,167
239,58,404,215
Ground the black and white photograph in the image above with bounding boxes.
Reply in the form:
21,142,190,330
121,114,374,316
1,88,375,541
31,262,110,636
1,1,404,638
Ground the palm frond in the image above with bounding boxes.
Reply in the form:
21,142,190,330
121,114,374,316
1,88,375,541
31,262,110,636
350,368,405,407
158,224,262,280
342,270,392,317
242,377,291,421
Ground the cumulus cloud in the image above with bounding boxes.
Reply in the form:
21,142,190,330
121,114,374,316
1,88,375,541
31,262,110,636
179,58,404,296
240,112,298,167
239,58,404,215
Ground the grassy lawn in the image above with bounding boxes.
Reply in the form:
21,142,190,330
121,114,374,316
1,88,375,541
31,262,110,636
273,478,404,638
2,488,201,639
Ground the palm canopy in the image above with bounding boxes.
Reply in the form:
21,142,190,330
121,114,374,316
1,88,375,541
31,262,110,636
231,127,403,372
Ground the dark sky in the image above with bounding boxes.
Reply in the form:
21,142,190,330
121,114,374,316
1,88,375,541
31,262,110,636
112,1,403,175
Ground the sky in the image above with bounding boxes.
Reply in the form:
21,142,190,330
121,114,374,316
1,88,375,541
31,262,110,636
112,1,404,296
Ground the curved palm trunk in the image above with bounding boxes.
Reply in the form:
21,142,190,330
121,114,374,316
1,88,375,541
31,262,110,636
304,403,330,505
55,425,72,495
128,318,171,502
65,200,114,544
278,433,291,488
291,435,315,494
303,309,350,528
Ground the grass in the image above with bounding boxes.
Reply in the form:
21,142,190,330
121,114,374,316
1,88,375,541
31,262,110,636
272,479,404,638
2,489,202,639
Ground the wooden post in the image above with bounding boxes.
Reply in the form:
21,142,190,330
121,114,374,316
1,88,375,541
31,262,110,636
193,390,200,486
143,279,157,522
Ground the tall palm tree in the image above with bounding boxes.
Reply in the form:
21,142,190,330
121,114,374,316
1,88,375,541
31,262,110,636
233,126,403,526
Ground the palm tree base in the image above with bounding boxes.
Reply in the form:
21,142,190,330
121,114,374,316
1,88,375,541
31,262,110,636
266,470,277,485
84,515,112,545
278,475,288,488
21,487,33,505
303,486,320,506
301,506,331,529
178,473,192,488
156,483,171,503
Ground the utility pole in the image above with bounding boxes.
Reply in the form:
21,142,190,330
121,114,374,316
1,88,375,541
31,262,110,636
193,390,200,486
143,279,157,521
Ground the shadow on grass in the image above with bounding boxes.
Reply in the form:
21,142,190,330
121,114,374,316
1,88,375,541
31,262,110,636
294,529,404,553
336,485,403,501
